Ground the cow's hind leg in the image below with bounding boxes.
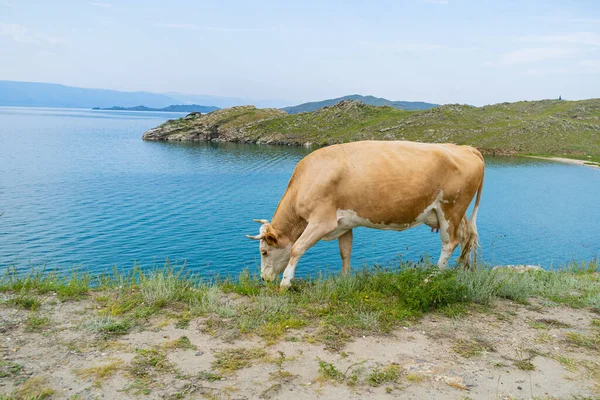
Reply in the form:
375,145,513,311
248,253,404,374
280,216,338,289
338,229,353,274
436,216,460,271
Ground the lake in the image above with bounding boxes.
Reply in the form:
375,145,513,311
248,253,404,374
0,107,598,277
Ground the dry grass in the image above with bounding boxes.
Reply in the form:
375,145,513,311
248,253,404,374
75,359,124,385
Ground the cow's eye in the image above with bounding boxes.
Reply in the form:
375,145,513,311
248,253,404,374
261,250,268,256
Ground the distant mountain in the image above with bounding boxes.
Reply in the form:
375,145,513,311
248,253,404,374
0,80,183,109
95,104,220,113
282,94,438,114
0,80,268,109
164,92,288,109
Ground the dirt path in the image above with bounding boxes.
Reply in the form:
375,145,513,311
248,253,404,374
2,297,599,399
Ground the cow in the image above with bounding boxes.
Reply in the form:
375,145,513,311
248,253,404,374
247,140,485,289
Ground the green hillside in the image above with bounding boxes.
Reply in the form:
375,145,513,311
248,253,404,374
143,98,600,158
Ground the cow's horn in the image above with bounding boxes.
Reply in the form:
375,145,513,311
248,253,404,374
253,219,269,224
246,233,264,240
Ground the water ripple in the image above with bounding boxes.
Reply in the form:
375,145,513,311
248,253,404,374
1,107,599,276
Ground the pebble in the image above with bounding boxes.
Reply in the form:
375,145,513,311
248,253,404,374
195,351,204,356
518,386,522,390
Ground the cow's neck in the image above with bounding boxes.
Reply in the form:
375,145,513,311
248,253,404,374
271,194,307,244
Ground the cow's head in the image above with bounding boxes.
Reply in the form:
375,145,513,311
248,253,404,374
247,219,291,282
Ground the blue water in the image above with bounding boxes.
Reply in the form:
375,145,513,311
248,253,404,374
0,107,598,277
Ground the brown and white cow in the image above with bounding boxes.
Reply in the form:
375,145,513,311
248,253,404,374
247,140,484,289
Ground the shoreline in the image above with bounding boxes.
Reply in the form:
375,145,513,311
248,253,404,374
524,155,600,169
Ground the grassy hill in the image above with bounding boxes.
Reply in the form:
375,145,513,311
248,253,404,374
282,94,437,114
143,98,600,158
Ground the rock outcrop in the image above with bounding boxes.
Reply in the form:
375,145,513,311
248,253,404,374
142,106,287,142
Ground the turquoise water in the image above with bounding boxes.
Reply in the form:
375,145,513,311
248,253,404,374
0,107,598,276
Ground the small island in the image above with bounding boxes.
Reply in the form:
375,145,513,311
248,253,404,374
93,104,220,113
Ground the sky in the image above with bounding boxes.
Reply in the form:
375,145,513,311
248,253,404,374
0,0,599,106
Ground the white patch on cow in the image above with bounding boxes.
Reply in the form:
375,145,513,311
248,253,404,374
258,224,292,281
322,191,448,241
435,205,453,270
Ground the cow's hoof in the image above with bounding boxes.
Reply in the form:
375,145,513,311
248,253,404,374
279,279,292,291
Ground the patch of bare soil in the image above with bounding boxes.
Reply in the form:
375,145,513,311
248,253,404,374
2,297,599,399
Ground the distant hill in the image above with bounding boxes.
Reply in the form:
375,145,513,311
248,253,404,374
143,98,600,159
0,80,264,109
0,80,183,109
165,92,288,109
95,104,220,113
282,94,438,114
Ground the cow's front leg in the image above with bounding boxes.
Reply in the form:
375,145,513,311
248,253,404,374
280,218,338,289
338,229,353,274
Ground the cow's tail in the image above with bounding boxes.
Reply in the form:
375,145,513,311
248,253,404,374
458,169,484,269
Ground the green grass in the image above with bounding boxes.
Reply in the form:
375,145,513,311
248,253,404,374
25,313,50,332
129,347,175,378
367,364,402,387
1,260,599,349
211,347,267,374
0,361,24,378
7,295,41,310
86,316,131,338
163,336,196,350
514,359,535,371
0,266,91,300
317,358,344,382
452,338,494,358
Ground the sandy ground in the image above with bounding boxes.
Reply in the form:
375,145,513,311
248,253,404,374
1,296,599,399
525,155,600,169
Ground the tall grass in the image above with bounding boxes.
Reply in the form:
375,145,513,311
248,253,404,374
1,259,598,344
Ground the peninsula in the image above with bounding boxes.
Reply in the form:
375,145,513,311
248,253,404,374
142,98,600,161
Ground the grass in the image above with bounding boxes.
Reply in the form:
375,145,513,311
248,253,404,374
317,358,344,382
0,361,24,378
7,295,41,310
75,359,124,385
25,313,50,332
86,316,131,338
367,364,402,387
12,376,55,399
198,371,224,382
529,318,572,330
211,347,267,374
564,331,600,351
129,347,176,379
163,336,196,350
514,359,535,371
1,260,600,349
452,338,494,358
405,372,425,383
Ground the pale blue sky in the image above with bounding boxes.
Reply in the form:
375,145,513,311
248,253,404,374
1,0,599,106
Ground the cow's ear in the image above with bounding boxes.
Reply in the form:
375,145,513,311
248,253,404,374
265,229,278,247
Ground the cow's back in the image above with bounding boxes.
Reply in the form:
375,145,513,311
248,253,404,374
290,141,484,225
